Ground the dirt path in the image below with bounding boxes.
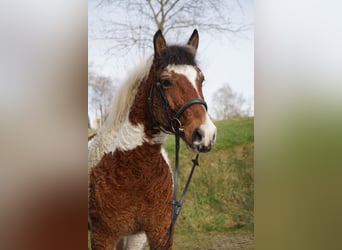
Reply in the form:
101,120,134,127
190,233,254,250
167,232,253,250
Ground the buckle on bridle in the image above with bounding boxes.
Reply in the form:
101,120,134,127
170,118,183,133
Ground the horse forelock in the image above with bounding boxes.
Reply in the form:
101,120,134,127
157,45,197,69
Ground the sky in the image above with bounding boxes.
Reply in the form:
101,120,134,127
88,0,254,120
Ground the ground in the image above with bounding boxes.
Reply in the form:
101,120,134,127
142,231,254,250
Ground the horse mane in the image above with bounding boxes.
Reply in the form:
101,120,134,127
101,56,153,133
88,56,153,167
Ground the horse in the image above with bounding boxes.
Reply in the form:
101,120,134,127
88,29,217,250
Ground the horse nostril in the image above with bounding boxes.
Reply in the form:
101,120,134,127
212,133,216,142
192,129,202,144
199,144,211,153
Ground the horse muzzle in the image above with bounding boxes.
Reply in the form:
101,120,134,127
190,118,217,153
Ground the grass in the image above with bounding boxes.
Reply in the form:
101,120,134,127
164,118,254,229
162,117,254,248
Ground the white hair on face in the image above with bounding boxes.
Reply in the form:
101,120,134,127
166,64,199,94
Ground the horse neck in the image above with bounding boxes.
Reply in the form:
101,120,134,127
88,64,167,169
128,69,163,140
105,71,167,153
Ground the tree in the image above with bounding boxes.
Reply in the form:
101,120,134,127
211,83,246,120
88,63,116,127
92,0,251,56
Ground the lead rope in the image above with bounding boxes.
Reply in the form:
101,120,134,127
152,122,200,250
148,74,207,249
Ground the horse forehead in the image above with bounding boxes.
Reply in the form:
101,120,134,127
166,64,199,92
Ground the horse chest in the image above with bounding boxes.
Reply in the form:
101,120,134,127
115,153,172,192
93,148,172,198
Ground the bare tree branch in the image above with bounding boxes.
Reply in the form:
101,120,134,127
92,0,252,56
212,83,248,120
88,63,117,127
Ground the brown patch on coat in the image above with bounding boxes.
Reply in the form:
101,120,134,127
89,143,173,249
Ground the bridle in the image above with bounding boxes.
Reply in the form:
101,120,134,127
148,70,208,250
148,72,208,133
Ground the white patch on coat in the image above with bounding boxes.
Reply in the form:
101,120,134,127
88,116,169,168
88,57,153,168
161,147,170,166
111,116,169,152
150,132,168,145
111,116,145,152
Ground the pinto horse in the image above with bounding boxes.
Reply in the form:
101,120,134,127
88,29,217,250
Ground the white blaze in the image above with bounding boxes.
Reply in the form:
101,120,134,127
166,65,199,94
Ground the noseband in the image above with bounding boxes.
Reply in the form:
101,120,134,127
148,78,208,133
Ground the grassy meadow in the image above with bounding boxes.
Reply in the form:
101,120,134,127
88,117,254,249
164,118,254,235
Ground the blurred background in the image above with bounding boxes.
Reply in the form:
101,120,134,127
1,0,342,249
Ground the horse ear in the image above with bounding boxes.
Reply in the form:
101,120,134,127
153,30,167,57
187,29,199,51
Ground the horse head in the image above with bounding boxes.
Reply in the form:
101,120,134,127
149,29,217,153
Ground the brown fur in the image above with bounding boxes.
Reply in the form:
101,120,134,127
158,69,206,144
89,144,173,249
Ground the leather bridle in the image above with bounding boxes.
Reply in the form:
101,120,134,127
148,76,208,134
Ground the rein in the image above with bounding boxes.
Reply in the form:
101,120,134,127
163,129,200,250
152,127,200,250
148,78,207,250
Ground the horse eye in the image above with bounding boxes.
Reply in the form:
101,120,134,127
201,77,206,86
161,80,172,87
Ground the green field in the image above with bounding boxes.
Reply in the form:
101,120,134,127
156,117,254,249
89,117,254,249
164,118,254,240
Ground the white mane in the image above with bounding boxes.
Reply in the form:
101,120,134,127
102,56,153,133
88,56,153,168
